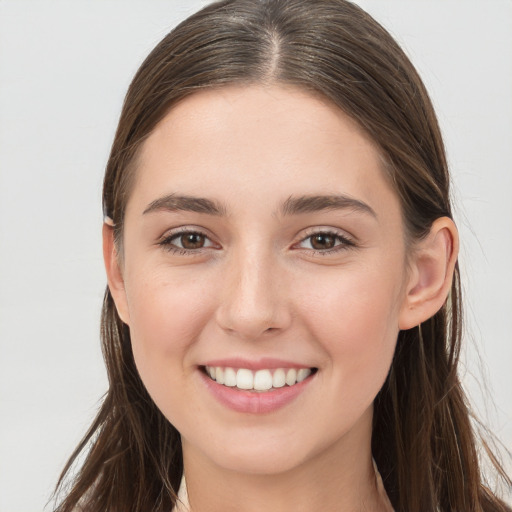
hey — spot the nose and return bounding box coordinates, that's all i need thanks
[215,246,292,340]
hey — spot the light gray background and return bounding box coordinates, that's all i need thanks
[1,1,511,511]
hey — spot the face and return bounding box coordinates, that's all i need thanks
[111,85,413,476]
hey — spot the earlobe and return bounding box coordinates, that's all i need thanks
[398,217,459,330]
[102,223,130,325]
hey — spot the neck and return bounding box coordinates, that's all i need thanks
[180,408,390,512]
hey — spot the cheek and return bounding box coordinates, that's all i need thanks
[128,267,211,347]
[297,262,403,387]
[125,268,216,399]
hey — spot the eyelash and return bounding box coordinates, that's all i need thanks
[157,228,216,256]
[157,228,356,256]
[295,229,356,255]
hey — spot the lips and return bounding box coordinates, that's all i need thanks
[199,360,317,413]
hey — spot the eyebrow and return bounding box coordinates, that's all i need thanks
[142,193,376,218]
[280,194,377,218]
[143,194,227,216]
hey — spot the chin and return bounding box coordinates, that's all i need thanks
[180,422,313,476]
[210,443,309,476]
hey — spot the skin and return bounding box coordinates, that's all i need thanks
[104,85,458,512]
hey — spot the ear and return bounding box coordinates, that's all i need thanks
[398,217,459,330]
[102,223,130,325]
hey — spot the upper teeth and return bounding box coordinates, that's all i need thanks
[205,366,312,391]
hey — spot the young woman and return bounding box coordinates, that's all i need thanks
[54,1,511,511]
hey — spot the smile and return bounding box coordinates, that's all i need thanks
[200,363,317,413]
[204,366,315,391]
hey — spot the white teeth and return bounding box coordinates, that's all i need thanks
[224,367,237,387]
[297,368,312,382]
[236,368,254,390]
[272,368,286,388]
[285,368,297,386]
[254,369,273,391]
[205,365,313,390]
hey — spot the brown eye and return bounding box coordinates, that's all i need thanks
[159,229,217,254]
[180,232,206,249]
[310,233,336,250]
[296,230,355,253]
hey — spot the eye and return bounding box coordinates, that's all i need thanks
[175,232,209,249]
[158,229,217,253]
[296,230,355,253]
[306,233,337,250]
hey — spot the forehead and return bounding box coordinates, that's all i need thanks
[131,84,399,220]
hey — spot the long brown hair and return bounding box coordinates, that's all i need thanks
[54,1,511,510]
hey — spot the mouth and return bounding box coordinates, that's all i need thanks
[201,365,318,392]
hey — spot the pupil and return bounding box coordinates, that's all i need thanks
[181,233,204,249]
[312,234,335,250]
